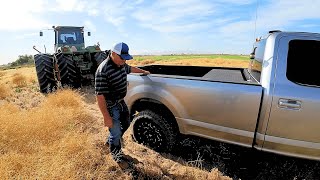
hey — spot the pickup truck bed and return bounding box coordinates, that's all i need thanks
[127,64,263,148]
[138,65,255,84]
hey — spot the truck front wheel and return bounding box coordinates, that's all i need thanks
[132,110,176,152]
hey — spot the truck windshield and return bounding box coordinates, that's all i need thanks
[58,29,84,44]
[248,39,266,83]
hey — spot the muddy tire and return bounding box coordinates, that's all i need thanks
[132,110,177,152]
[56,53,81,88]
[34,53,56,93]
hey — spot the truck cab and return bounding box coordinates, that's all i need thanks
[253,31,320,160]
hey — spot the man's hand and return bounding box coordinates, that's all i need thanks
[131,66,151,74]
[104,116,113,128]
[96,95,113,128]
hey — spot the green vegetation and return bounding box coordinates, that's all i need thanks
[1,55,34,70]
[10,55,34,67]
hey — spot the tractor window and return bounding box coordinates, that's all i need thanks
[58,30,84,44]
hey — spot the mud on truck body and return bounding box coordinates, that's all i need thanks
[33,26,109,93]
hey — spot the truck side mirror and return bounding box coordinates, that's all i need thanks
[250,47,257,59]
[250,53,255,59]
[40,31,43,36]
[88,32,91,36]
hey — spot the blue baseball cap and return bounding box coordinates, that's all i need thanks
[111,42,133,60]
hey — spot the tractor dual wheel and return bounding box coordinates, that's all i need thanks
[56,53,81,89]
[34,53,56,93]
[132,110,177,152]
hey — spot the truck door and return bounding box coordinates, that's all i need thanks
[264,35,320,160]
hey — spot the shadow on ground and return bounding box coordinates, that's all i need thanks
[164,135,320,180]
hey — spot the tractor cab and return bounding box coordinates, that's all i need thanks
[53,26,88,52]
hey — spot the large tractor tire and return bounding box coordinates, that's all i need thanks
[34,53,56,93]
[94,50,109,66]
[132,110,177,152]
[56,53,81,88]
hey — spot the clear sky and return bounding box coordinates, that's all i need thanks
[0,0,320,65]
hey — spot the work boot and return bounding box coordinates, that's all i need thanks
[110,145,129,169]
[117,159,129,169]
[122,154,140,164]
[110,143,129,169]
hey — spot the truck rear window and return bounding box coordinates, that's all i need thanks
[287,40,320,87]
[248,39,266,83]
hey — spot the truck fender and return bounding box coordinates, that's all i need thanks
[126,84,189,133]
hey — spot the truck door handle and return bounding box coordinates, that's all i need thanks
[278,99,301,110]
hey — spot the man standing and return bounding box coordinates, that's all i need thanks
[95,42,150,167]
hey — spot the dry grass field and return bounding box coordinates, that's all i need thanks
[1,57,319,179]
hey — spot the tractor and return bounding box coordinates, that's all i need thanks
[33,26,109,93]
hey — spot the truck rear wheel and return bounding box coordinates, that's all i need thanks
[34,53,56,93]
[132,110,177,152]
[56,53,81,88]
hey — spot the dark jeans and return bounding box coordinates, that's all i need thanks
[106,100,130,160]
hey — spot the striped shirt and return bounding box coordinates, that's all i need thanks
[95,54,131,101]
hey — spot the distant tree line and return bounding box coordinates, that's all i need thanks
[9,55,34,67]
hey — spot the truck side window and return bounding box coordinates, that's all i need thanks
[287,40,320,87]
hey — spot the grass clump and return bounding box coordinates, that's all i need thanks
[11,73,27,88]
[0,71,6,77]
[0,84,10,99]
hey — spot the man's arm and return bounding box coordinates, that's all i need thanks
[130,66,150,74]
[96,95,113,128]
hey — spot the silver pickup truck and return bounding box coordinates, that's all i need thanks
[125,31,320,161]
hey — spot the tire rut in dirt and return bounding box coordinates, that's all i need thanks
[34,53,56,93]
[132,110,177,152]
[56,53,81,88]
